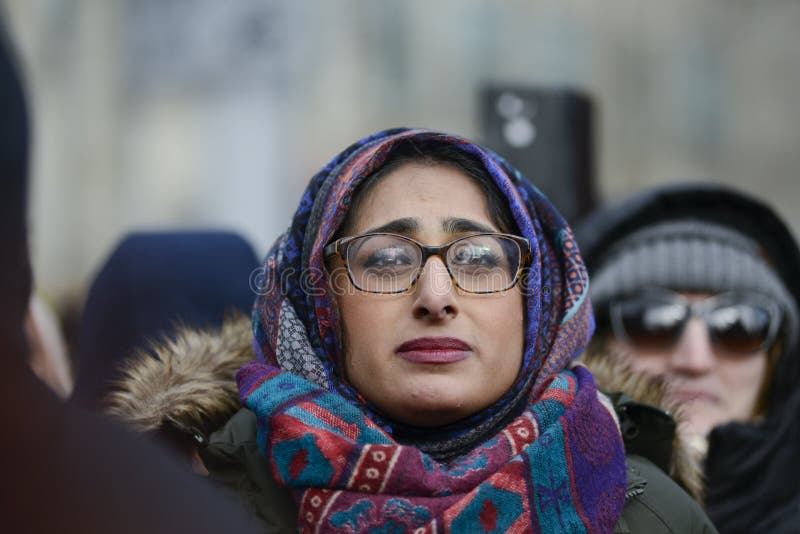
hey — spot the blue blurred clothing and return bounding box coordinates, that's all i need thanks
[72,231,260,407]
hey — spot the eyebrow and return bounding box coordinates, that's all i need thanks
[442,217,497,234]
[363,217,496,236]
[364,217,420,235]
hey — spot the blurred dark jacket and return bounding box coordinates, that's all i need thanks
[576,183,800,533]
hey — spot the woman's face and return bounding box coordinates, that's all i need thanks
[333,162,525,427]
[610,293,768,437]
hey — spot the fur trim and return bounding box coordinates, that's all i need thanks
[105,313,253,438]
[581,343,705,502]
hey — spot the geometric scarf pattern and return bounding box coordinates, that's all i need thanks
[238,363,624,533]
[238,128,626,532]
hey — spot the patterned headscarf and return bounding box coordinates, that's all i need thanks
[238,128,626,532]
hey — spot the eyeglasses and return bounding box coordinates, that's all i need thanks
[323,232,531,294]
[609,288,782,354]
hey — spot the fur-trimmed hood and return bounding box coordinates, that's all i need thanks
[105,313,702,499]
[580,347,704,501]
[105,313,253,441]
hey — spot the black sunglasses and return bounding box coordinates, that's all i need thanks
[609,288,782,354]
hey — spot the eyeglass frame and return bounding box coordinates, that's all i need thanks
[323,231,532,294]
[608,287,783,353]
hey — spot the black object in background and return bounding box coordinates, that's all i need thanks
[480,86,596,223]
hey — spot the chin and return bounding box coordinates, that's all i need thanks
[390,404,469,427]
[383,384,474,427]
[682,414,721,438]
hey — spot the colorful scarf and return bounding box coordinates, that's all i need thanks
[238,129,626,532]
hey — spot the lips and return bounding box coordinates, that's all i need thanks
[670,388,719,404]
[395,337,472,364]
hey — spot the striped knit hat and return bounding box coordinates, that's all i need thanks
[590,219,797,330]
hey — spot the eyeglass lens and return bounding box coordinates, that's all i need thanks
[614,293,775,354]
[345,234,521,293]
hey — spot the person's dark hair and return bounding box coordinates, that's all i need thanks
[339,139,518,236]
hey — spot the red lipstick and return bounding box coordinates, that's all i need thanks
[395,337,472,364]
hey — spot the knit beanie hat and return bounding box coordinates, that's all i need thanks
[590,219,799,353]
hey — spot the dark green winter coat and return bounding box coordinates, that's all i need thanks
[200,407,715,533]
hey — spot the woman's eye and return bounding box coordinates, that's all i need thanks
[363,247,413,268]
[452,245,500,267]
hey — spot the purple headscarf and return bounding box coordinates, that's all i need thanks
[238,129,625,532]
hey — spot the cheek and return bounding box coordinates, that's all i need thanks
[479,291,525,364]
[714,355,768,420]
[719,354,768,390]
[338,294,399,370]
[338,295,371,361]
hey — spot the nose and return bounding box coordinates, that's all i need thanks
[668,317,715,376]
[411,256,459,321]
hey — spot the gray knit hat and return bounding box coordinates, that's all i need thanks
[590,220,799,345]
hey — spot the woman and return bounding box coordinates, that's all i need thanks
[109,129,714,532]
[577,183,800,533]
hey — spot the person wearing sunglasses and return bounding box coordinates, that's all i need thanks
[108,130,715,532]
[578,184,800,533]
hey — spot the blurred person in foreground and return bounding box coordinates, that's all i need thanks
[108,128,716,532]
[0,18,260,534]
[577,183,800,533]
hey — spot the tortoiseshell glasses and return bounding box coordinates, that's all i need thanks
[324,232,531,294]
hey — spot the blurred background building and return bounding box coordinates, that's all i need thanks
[4,0,800,313]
